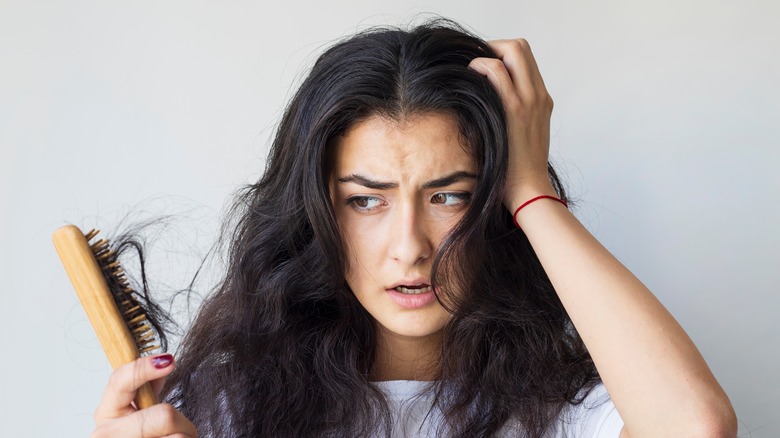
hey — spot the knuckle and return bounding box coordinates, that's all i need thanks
[483,57,503,69]
[89,427,108,438]
[155,403,180,424]
[135,403,181,436]
[108,358,140,388]
[507,40,522,54]
[107,369,124,391]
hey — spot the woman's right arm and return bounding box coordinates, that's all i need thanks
[470,39,736,437]
[91,354,198,438]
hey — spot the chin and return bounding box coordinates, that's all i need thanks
[378,311,451,339]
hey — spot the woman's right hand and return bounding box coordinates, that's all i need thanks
[91,354,198,438]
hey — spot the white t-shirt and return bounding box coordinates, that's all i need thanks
[373,380,624,437]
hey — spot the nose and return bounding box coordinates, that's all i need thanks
[388,200,433,266]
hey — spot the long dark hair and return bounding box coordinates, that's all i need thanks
[162,18,599,437]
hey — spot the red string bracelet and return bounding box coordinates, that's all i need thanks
[512,195,568,229]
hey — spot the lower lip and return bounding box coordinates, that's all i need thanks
[386,288,437,309]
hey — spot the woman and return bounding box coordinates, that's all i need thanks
[90,20,736,437]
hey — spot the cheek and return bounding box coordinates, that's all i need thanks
[337,211,382,258]
[339,224,390,299]
[341,238,359,283]
[338,219,370,283]
[342,231,374,279]
[427,217,460,252]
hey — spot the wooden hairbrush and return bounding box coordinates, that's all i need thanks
[53,224,161,409]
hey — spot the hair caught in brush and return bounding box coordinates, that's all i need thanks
[148,18,601,438]
[102,229,174,353]
[97,212,226,353]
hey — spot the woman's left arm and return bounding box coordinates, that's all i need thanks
[470,39,737,438]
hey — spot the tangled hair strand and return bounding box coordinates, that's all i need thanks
[162,18,600,437]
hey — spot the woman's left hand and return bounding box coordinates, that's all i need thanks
[471,38,737,438]
[468,39,556,209]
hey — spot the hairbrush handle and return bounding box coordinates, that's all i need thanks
[53,224,158,409]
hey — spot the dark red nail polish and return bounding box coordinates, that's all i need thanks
[152,354,173,369]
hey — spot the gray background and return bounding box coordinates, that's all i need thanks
[1,0,777,436]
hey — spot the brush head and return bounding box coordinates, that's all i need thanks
[53,224,163,364]
[54,224,162,408]
[85,228,161,355]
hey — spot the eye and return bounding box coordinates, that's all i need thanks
[346,195,385,212]
[430,192,471,207]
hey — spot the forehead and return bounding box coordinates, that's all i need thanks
[330,113,475,178]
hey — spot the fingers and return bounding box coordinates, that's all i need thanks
[95,354,175,421]
[469,38,551,109]
[92,354,196,437]
[493,39,547,90]
[468,57,521,111]
[469,38,556,206]
[91,403,198,438]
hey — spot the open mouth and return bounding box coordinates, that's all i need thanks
[393,285,432,295]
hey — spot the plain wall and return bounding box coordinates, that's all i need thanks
[1,0,777,436]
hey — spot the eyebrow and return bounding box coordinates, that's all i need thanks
[336,171,477,190]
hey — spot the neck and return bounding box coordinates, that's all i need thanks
[371,327,442,381]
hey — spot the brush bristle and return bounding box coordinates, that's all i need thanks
[86,229,161,355]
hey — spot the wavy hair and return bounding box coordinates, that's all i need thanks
[162,18,599,437]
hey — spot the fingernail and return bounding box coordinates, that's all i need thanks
[152,354,174,369]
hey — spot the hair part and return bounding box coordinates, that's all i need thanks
[162,18,599,437]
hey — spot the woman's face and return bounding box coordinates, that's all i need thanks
[330,112,476,342]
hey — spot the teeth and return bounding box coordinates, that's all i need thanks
[394,285,432,295]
